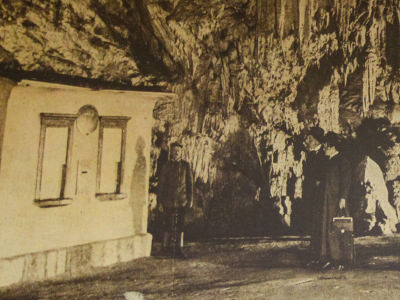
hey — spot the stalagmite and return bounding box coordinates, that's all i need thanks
[354,156,398,234]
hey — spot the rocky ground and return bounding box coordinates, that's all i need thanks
[1,235,400,300]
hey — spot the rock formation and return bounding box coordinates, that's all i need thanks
[353,156,398,235]
[1,0,400,235]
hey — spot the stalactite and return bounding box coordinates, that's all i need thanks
[221,57,231,114]
[317,71,340,132]
[369,17,386,55]
[181,135,216,184]
[274,0,281,38]
[298,0,311,45]
[368,0,378,19]
[333,0,357,44]
[277,0,299,39]
[362,51,378,114]
[268,130,302,198]
[266,128,305,227]
[256,0,263,62]
[278,0,287,38]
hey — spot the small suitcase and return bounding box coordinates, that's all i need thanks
[332,217,353,232]
[329,217,355,265]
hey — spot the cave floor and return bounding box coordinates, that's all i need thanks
[1,235,400,300]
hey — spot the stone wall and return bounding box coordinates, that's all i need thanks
[0,234,151,287]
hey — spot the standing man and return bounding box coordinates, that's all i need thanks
[317,132,352,269]
[302,127,326,260]
[157,142,193,258]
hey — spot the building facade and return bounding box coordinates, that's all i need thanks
[0,79,172,286]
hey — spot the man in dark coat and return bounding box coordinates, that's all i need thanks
[302,128,326,259]
[157,142,193,258]
[317,132,352,269]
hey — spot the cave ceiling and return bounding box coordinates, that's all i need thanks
[0,0,400,128]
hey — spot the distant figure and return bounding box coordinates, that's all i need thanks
[157,142,193,258]
[315,132,353,269]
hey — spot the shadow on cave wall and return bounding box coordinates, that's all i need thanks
[198,128,269,238]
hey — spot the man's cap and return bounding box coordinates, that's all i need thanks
[308,126,325,143]
[324,131,341,147]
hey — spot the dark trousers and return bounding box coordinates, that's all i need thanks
[162,207,186,253]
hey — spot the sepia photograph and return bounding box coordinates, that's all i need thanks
[0,0,400,299]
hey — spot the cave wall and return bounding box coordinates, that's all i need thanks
[1,0,400,236]
[148,0,400,235]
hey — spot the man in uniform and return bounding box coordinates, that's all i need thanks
[157,142,193,258]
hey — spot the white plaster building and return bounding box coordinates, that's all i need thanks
[0,79,173,286]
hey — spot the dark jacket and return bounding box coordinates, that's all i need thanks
[158,159,193,208]
[304,150,326,245]
[318,153,352,260]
